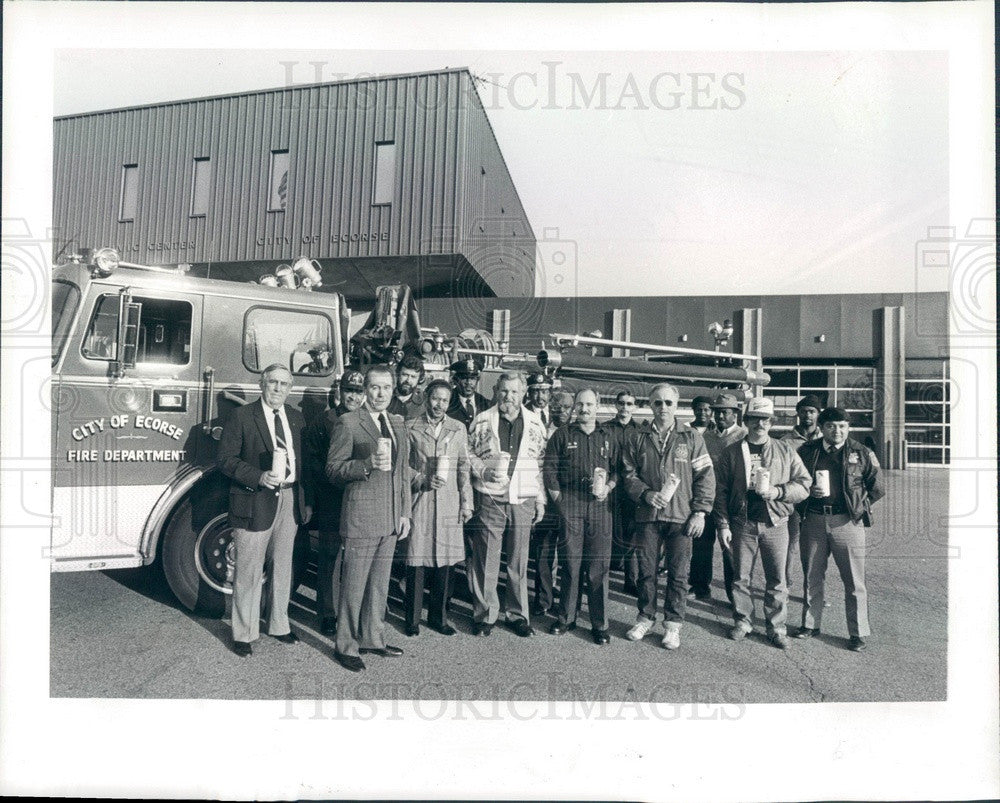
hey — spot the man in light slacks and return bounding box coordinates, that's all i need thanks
[796,406,884,652]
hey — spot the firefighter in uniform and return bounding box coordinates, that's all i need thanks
[604,389,641,596]
[543,389,618,644]
[525,372,560,617]
[780,394,824,592]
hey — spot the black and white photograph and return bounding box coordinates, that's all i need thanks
[1,1,996,800]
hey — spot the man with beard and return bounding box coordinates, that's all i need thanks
[446,358,490,431]
[466,372,548,637]
[387,354,425,421]
[303,369,366,635]
[326,365,411,672]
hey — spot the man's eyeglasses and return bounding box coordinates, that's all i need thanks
[650,399,675,407]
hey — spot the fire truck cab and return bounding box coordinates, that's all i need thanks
[51,249,349,613]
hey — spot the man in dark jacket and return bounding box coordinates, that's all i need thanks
[387,354,425,420]
[621,383,715,650]
[795,407,885,651]
[446,358,490,431]
[303,369,366,634]
[218,364,310,657]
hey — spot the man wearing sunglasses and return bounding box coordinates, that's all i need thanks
[621,383,715,650]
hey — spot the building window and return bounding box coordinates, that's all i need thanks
[372,141,396,206]
[81,293,192,366]
[119,164,138,221]
[905,361,951,465]
[243,306,336,376]
[764,361,876,441]
[191,157,211,217]
[268,150,289,211]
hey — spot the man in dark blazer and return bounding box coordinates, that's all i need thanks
[218,364,310,657]
[326,364,412,672]
[446,358,490,431]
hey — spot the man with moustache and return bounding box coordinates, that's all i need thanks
[303,369,366,635]
[795,407,884,652]
[604,390,641,596]
[219,364,310,657]
[524,371,554,429]
[387,354,426,421]
[698,393,748,604]
[781,395,824,592]
[549,390,576,430]
[524,372,559,617]
[446,358,490,431]
[714,397,811,649]
[466,371,548,637]
[326,365,411,672]
[622,383,715,650]
[544,389,617,645]
[404,379,474,636]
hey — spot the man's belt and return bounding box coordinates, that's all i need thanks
[806,503,847,516]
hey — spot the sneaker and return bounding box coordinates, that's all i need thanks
[661,622,681,650]
[769,632,790,650]
[848,636,867,652]
[729,624,752,641]
[625,618,654,641]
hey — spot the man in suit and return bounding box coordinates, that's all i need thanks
[218,364,310,657]
[387,354,425,420]
[326,364,412,672]
[466,371,548,637]
[446,358,490,431]
[302,369,366,635]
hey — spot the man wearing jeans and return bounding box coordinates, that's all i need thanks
[714,397,811,649]
[795,407,884,651]
[621,383,715,650]
[780,394,824,592]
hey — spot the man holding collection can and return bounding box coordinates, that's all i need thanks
[326,365,412,672]
[621,383,715,650]
[795,407,884,651]
[713,397,811,649]
[543,389,618,645]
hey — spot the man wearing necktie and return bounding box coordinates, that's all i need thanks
[446,358,490,431]
[326,364,412,672]
[218,364,310,657]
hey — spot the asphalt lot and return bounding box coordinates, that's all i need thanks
[50,469,948,704]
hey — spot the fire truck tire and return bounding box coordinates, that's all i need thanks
[161,491,231,617]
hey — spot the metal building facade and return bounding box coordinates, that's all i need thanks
[53,68,536,299]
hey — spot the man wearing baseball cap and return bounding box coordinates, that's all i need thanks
[446,358,489,431]
[795,407,884,651]
[713,397,811,649]
[302,369,367,634]
[693,393,747,603]
[781,395,825,593]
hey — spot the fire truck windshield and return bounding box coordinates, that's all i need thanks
[52,279,80,366]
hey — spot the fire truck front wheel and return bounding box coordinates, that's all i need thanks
[161,493,233,617]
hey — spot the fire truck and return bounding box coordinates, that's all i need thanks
[50,247,768,614]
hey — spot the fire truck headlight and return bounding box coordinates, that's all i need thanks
[92,247,120,277]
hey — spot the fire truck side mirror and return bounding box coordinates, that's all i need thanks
[114,293,142,377]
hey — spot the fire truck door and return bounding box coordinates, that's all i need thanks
[51,285,205,570]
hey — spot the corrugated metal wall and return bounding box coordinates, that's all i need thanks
[53,69,536,291]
